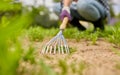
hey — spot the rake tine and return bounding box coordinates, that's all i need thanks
[53,45,56,54]
[45,46,50,54]
[58,38,61,54]
[41,40,52,54]
[41,45,46,54]
[51,39,57,54]
[61,35,66,53]
[41,41,51,54]
[46,35,58,46]
[49,46,53,54]
[46,37,57,54]
[53,38,58,54]
[41,17,69,54]
[50,39,57,54]
[61,35,69,53]
[60,36,64,54]
[41,34,58,54]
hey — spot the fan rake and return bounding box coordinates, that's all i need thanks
[41,17,69,54]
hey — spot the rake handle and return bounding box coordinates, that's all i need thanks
[60,17,69,30]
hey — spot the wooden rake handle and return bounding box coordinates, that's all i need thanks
[60,17,69,30]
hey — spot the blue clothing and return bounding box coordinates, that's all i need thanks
[53,0,108,22]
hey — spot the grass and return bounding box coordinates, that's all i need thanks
[39,60,57,75]
[58,60,68,75]
[22,46,36,64]
[78,62,86,75]
[58,60,86,75]
[111,47,120,56]
[69,47,77,54]
[27,22,120,46]
[27,27,59,41]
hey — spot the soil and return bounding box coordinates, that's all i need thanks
[22,38,120,75]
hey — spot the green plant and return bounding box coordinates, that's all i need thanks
[89,32,99,45]
[64,27,79,39]
[70,62,76,73]
[69,47,77,54]
[39,60,57,75]
[28,27,44,41]
[0,0,33,75]
[108,27,120,46]
[59,60,68,75]
[111,47,120,56]
[28,27,59,41]
[0,13,33,75]
[78,62,86,75]
[22,46,36,64]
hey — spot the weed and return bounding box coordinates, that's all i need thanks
[108,27,120,46]
[0,12,33,75]
[28,27,44,41]
[64,28,78,39]
[70,61,87,75]
[28,27,59,41]
[39,60,57,75]
[22,46,36,64]
[69,47,77,54]
[111,47,120,56]
[89,32,99,45]
[78,62,86,75]
[70,62,76,73]
[58,60,68,75]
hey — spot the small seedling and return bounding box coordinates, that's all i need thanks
[59,60,68,75]
[78,62,86,75]
[69,47,77,54]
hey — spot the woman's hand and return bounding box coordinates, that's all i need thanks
[60,7,72,21]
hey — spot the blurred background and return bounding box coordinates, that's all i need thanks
[5,0,120,28]
[23,0,120,25]
[0,0,120,28]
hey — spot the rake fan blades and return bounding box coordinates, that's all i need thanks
[41,30,69,54]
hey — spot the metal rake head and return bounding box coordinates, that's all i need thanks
[41,30,69,54]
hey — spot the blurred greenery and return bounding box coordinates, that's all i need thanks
[0,0,59,75]
[27,21,120,46]
[0,0,22,11]
[59,60,68,75]
[0,0,33,75]
[22,46,36,64]
[39,60,57,75]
